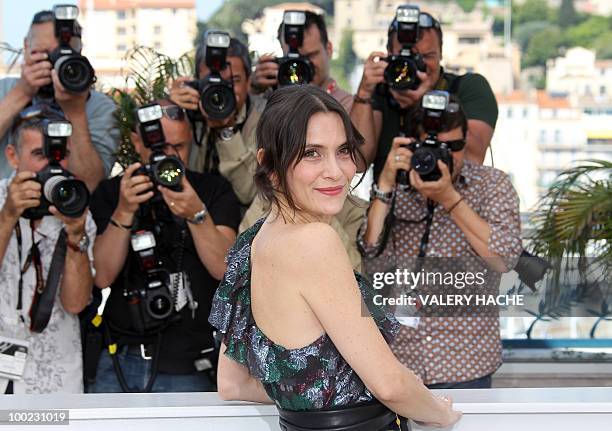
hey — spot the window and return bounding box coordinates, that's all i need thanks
[117,10,126,20]
[539,130,546,143]
[154,42,162,50]
[600,86,606,96]
[554,129,561,144]
[523,108,529,118]
[117,44,126,52]
[117,27,126,35]
[154,25,161,35]
[458,36,481,45]
[507,107,513,119]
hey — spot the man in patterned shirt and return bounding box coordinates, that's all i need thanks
[359,99,522,388]
[0,112,95,394]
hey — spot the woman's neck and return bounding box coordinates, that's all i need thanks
[268,202,333,226]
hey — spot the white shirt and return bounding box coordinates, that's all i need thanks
[0,177,96,394]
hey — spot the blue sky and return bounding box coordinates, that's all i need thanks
[1,0,224,49]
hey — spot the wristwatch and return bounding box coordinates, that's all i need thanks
[219,127,235,141]
[370,183,394,205]
[67,233,90,253]
[187,205,208,225]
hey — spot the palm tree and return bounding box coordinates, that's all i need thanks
[527,159,611,336]
[111,46,194,168]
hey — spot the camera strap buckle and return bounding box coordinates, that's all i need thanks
[140,344,153,361]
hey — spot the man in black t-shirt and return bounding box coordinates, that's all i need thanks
[88,100,240,393]
[351,9,498,179]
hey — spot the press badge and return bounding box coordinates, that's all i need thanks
[0,334,29,380]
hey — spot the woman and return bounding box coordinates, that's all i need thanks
[208,85,461,430]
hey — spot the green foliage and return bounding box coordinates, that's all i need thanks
[558,0,578,28]
[330,27,357,92]
[593,33,612,59]
[514,21,549,51]
[564,16,610,49]
[523,26,563,68]
[457,0,477,13]
[111,47,194,168]
[196,0,334,46]
[512,0,553,27]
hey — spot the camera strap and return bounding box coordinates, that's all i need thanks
[15,221,67,333]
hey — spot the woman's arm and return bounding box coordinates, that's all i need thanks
[291,223,460,427]
[217,342,274,404]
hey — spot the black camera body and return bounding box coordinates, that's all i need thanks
[383,5,426,91]
[277,10,314,86]
[38,5,96,100]
[23,119,90,220]
[187,31,236,121]
[126,230,175,333]
[401,91,454,182]
[135,103,184,192]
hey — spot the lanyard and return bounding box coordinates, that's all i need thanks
[14,221,44,323]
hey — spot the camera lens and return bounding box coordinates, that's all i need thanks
[201,83,236,120]
[384,57,418,90]
[147,293,173,320]
[153,157,184,188]
[45,175,90,217]
[411,147,437,175]
[55,55,95,93]
[278,59,312,86]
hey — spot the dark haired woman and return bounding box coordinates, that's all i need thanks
[208,86,461,430]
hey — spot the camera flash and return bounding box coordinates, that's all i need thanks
[397,6,419,23]
[284,11,306,25]
[47,121,73,137]
[206,31,230,49]
[138,105,163,123]
[54,5,79,20]
[423,91,449,111]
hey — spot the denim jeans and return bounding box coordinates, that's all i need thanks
[426,373,492,389]
[87,346,215,393]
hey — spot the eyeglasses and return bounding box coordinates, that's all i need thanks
[161,105,185,121]
[419,13,441,30]
[389,12,441,33]
[11,104,66,134]
[441,139,466,152]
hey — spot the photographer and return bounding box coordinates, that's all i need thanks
[359,95,522,388]
[352,6,498,175]
[0,7,119,191]
[89,99,240,392]
[0,109,95,394]
[251,10,353,112]
[169,34,265,206]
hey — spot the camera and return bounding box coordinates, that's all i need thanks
[126,230,175,332]
[135,103,184,191]
[187,31,236,120]
[22,118,90,220]
[38,5,96,100]
[383,5,426,91]
[277,11,314,86]
[399,91,454,183]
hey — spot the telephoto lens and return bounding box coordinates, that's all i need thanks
[384,57,419,90]
[54,54,95,93]
[277,59,313,86]
[44,175,90,217]
[153,157,184,189]
[201,82,236,119]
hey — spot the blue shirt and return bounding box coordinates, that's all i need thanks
[0,77,119,178]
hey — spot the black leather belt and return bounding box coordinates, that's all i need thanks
[277,399,408,431]
[125,344,154,360]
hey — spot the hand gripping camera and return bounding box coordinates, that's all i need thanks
[135,103,185,191]
[38,4,96,99]
[127,230,175,332]
[383,5,426,91]
[23,119,90,220]
[277,10,314,86]
[187,31,236,120]
[401,91,454,183]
